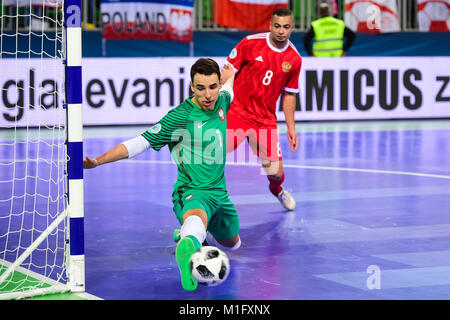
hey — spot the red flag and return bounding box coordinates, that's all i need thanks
[214,0,288,31]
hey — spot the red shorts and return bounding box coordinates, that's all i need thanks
[226,113,282,162]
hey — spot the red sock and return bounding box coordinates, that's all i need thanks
[268,172,285,196]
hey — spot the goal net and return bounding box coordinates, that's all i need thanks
[0,0,84,299]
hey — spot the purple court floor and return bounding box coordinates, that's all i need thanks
[69,120,450,299]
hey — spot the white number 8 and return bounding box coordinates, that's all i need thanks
[262,70,273,86]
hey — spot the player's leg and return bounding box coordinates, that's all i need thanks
[176,209,207,291]
[180,209,208,249]
[206,195,241,251]
[226,113,248,154]
[177,230,241,250]
[255,127,296,211]
[173,192,211,291]
[263,160,296,211]
[206,233,241,251]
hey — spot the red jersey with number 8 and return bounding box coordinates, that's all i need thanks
[226,32,302,127]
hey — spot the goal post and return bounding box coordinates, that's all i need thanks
[0,0,85,299]
[65,0,85,293]
[64,0,85,292]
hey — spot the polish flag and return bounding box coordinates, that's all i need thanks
[214,0,288,31]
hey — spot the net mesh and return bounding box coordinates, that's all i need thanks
[0,0,69,299]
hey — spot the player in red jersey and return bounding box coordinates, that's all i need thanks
[226,8,301,211]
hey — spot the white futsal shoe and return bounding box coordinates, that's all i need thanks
[276,189,296,211]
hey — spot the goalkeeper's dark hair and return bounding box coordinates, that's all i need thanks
[271,8,293,19]
[190,58,221,82]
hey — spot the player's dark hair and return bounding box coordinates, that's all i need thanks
[271,8,293,19]
[190,58,221,82]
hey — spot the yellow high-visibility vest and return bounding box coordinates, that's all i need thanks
[311,16,346,57]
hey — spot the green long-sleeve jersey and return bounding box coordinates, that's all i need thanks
[142,90,231,196]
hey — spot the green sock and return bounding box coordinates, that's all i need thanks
[186,235,202,251]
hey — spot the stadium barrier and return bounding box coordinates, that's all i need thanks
[1,56,449,127]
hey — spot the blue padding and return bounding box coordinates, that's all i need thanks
[67,141,83,180]
[65,0,81,7]
[70,217,85,255]
[66,66,82,104]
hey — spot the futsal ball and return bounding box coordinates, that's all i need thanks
[418,1,450,32]
[190,246,230,286]
[344,0,400,33]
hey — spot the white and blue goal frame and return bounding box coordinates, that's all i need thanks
[0,0,84,299]
[65,0,85,292]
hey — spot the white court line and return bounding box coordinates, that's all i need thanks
[282,164,450,180]
[3,157,449,180]
[123,159,450,180]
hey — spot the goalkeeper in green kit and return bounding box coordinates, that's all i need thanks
[83,58,240,291]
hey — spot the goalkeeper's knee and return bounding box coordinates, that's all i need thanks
[206,232,241,251]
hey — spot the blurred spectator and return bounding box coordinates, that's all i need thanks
[304,2,356,57]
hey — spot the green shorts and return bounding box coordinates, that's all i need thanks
[173,189,239,241]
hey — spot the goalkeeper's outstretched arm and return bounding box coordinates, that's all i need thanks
[83,143,129,169]
[83,135,151,169]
